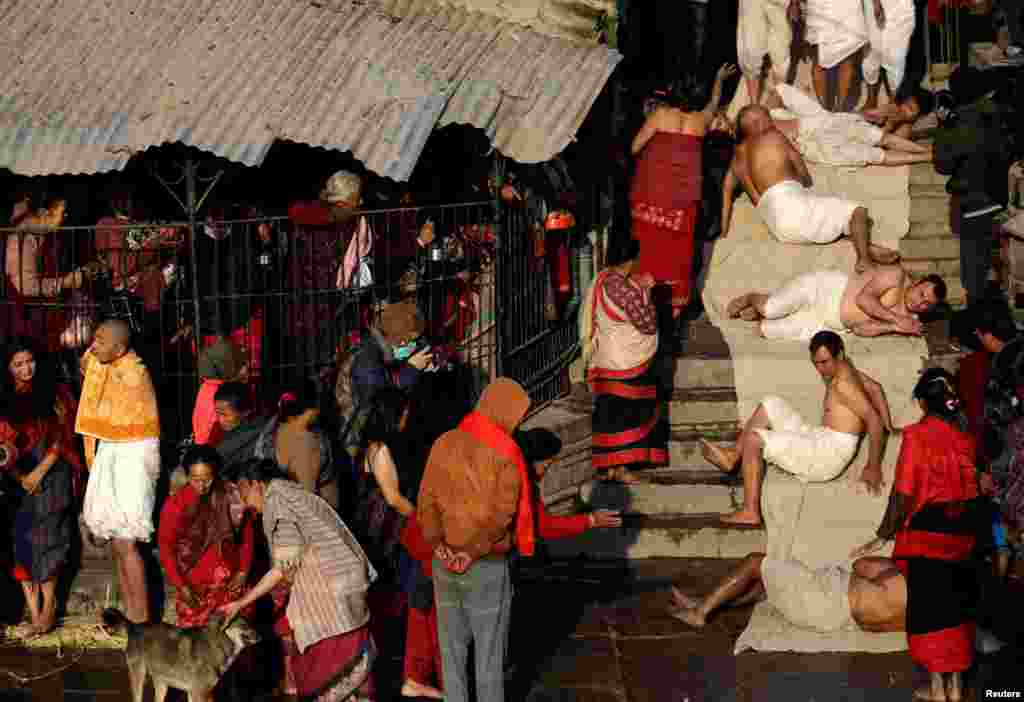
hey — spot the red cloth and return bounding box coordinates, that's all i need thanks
[400,516,434,577]
[632,211,698,309]
[956,350,990,465]
[631,133,703,207]
[535,485,590,540]
[458,411,536,556]
[404,604,442,689]
[290,623,375,699]
[157,484,255,628]
[928,0,971,24]
[892,415,979,532]
[192,379,225,446]
[287,200,334,227]
[3,234,67,351]
[95,217,180,311]
[546,230,573,315]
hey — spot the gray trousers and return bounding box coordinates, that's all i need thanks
[433,556,513,702]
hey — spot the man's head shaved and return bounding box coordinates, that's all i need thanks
[99,319,131,347]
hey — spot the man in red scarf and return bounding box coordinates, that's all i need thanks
[418,378,531,702]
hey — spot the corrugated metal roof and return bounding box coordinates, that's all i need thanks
[0,0,621,180]
[407,0,617,43]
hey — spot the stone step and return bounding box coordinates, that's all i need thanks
[906,219,952,240]
[579,475,744,515]
[900,236,960,261]
[902,257,961,278]
[909,198,952,230]
[669,387,738,427]
[673,354,734,388]
[909,164,949,187]
[544,512,766,559]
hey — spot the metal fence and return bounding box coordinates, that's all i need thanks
[1,201,501,440]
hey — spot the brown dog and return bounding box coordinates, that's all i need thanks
[102,608,260,702]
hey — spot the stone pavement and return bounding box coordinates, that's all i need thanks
[0,558,1021,701]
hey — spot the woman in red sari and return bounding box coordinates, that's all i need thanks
[0,337,82,637]
[630,65,735,319]
[853,368,982,702]
[158,445,254,628]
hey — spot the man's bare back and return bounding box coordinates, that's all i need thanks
[734,130,810,206]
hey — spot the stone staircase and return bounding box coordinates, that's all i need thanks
[530,316,964,562]
[903,162,966,307]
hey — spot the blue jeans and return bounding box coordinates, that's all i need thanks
[433,556,512,702]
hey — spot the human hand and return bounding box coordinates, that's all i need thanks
[895,316,923,336]
[979,472,996,496]
[408,347,432,371]
[873,0,885,28]
[170,324,194,346]
[180,586,200,609]
[217,599,244,627]
[227,572,247,594]
[859,463,886,496]
[850,537,885,559]
[589,510,623,529]
[716,64,738,83]
[19,470,42,495]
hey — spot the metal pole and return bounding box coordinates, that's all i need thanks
[185,158,203,345]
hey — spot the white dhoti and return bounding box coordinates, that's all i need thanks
[771,84,886,166]
[806,0,869,68]
[755,395,859,481]
[757,180,860,245]
[83,438,161,542]
[862,0,915,91]
[762,558,857,632]
[761,270,850,341]
[737,0,793,80]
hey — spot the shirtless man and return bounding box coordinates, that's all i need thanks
[760,84,933,167]
[725,264,946,341]
[722,105,899,273]
[700,331,893,526]
[668,552,906,636]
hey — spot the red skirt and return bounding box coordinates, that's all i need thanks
[632,205,698,310]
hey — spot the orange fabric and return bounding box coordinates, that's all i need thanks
[75,350,160,467]
[458,411,535,556]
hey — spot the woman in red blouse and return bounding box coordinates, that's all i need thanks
[853,367,982,702]
[158,445,254,628]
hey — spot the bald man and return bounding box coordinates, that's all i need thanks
[76,319,161,624]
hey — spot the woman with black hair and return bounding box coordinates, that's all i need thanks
[256,381,339,511]
[853,367,982,702]
[157,444,254,628]
[0,337,82,637]
[219,458,377,702]
[630,63,736,319]
[579,237,667,483]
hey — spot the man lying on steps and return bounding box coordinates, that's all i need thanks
[700,332,894,526]
[722,104,900,273]
[725,265,946,341]
[668,552,906,635]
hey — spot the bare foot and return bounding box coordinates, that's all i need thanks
[739,307,761,322]
[670,606,707,628]
[854,258,875,275]
[613,468,646,484]
[700,439,738,473]
[718,510,762,527]
[912,684,947,702]
[401,679,444,699]
[670,586,703,611]
[727,293,755,318]
[945,672,962,702]
[869,245,900,265]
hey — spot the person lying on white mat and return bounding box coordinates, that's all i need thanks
[760,83,933,167]
[700,332,893,526]
[721,105,900,273]
[668,552,906,635]
[724,264,946,340]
